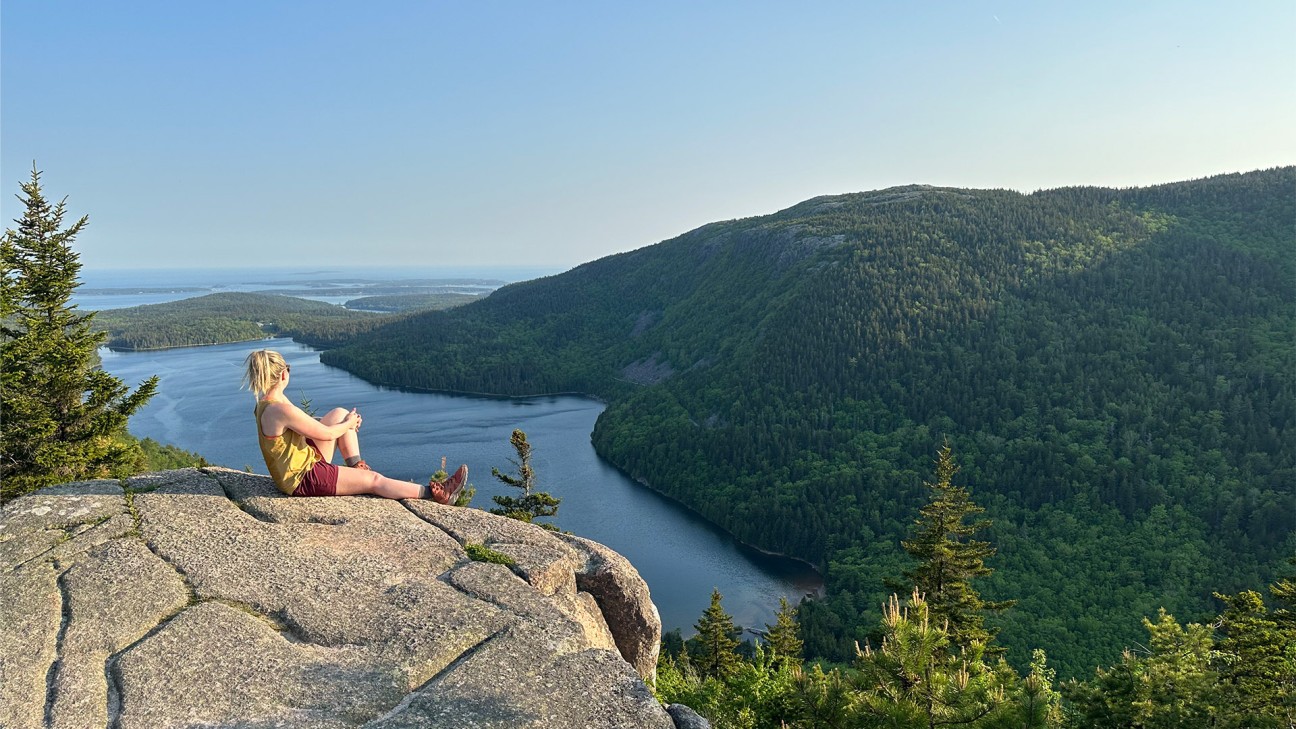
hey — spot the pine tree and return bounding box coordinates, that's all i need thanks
[853,589,1009,728]
[490,429,559,530]
[1,167,157,497]
[1011,650,1063,729]
[898,442,1014,652]
[692,588,741,679]
[790,663,855,728]
[765,596,804,666]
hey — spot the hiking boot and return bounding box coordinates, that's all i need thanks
[428,464,468,505]
[352,459,371,471]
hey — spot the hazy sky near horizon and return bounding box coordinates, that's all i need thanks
[2,2,1292,271]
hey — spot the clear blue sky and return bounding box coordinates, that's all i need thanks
[3,1,1292,270]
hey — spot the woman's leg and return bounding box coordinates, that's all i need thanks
[333,465,422,499]
[316,407,360,464]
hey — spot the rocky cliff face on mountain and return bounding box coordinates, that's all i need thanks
[0,468,702,728]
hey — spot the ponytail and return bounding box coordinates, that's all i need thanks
[242,349,287,399]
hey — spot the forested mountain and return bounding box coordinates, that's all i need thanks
[323,168,1295,677]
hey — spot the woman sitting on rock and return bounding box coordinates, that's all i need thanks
[242,349,466,503]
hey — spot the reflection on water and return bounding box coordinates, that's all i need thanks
[100,339,822,633]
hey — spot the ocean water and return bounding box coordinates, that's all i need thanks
[74,266,565,310]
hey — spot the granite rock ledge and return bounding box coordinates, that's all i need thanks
[0,467,692,728]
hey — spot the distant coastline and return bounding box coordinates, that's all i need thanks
[103,335,282,352]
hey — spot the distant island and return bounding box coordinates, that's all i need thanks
[250,277,506,288]
[87,273,499,350]
[90,292,380,350]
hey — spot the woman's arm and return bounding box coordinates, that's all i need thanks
[262,401,359,442]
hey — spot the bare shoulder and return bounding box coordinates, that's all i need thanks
[259,400,295,433]
[260,400,292,416]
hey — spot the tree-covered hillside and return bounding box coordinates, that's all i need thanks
[91,292,389,350]
[323,168,1295,677]
[343,292,480,313]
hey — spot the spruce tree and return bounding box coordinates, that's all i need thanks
[898,442,1014,652]
[692,588,741,679]
[490,429,559,530]
[765,596,804,666]
[1,167,157,497]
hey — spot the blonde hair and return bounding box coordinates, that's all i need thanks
[242,349,288,399]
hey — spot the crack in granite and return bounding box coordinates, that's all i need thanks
[361,630,503,727]
[42,566,74,728]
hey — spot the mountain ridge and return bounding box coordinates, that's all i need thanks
[323,167,1295,676]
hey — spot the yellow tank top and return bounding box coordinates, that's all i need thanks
[255,400,320,495]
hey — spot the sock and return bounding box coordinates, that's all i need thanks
[417,483,431,499]
[345,455,362,467]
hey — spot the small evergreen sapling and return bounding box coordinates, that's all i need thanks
[1064,564,1296,728]
[490,429,559,530]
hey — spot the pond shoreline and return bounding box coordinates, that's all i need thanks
[99,337,822,634]
[620,470,825,586]
[100,334,826,594]
[322,357,825,588]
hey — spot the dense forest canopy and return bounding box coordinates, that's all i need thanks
[343,292,481,312]
[323,168,1295,677]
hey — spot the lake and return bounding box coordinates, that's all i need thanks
[99,338,823,636]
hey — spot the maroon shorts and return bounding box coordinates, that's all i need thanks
[292,440,338,497]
